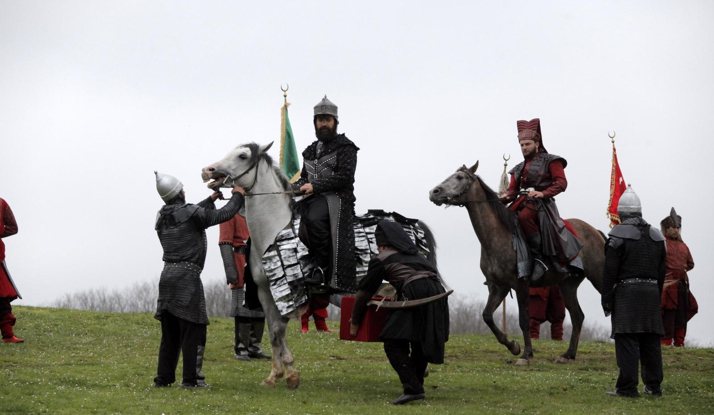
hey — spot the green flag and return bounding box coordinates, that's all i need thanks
[280,103,301,182]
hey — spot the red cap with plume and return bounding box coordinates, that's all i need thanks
[517,118,547,153]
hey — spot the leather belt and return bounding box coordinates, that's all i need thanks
[164,261,202,274]
[620,278,657,284]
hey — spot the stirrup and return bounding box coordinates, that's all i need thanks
[531,258,548,281]
[305,266,325,285]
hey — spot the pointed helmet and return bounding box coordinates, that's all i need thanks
[660,207,682,230]
[155,171,183,202]
[617,184,642,218]
[314,95,338,120]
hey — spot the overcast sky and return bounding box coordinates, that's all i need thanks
[2,1,713,346]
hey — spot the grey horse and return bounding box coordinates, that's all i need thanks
[430,162,604,365]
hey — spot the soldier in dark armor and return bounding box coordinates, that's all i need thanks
[502,118,583,280]
[602,185,666,397]
[292,96,359,292]
[153,171,244,389]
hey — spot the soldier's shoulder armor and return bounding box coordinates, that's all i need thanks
[173,204,200,224]
[649,227,665,242]
[606,236,625,251]
[543,153,568,169]
[508,160,525,175]
[608,224,642,240]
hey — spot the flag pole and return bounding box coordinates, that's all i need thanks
[279,84,290,169]
[499,153,510,334]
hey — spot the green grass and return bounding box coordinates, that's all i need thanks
[1,306,713,414]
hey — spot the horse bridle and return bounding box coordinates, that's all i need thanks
[224,158,260,192]
[448,167,502,206]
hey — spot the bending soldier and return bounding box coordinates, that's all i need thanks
[350,221,449,405]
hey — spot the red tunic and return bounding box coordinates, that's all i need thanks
[219,214,250,287]
[0,198,19,299]
[505,157,567,211]
[661,237,697,319]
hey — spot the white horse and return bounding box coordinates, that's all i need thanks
[202,142,303,388]
[202,141,441,388]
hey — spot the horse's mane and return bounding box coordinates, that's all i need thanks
[475,175,521,236]
[241,142,292,191]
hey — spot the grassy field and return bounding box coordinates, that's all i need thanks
[1,306,712,415]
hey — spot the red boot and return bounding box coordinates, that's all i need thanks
[661,338,673,346]
[3,335,23,343]
[674,328,686,347]
[313,308,332,332]
[300,312,309,333]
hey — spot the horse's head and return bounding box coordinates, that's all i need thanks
[201,142,274,189]
[429,161,479,206]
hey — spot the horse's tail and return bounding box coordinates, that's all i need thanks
[597,229,607,243]
[417,220,438,268]
[417,220,449,287]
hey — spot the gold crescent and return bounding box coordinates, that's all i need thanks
[280,84,289,92]
[608,131,616,139]
[503,153,511,162]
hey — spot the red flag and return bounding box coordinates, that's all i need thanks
[607,143,627,227]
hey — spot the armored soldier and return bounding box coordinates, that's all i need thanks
[502,118,583,280]
[0,197,22,343]
[292,96,359,291]
[659,208,697,347]
[602,185,665,397]
[153,172,244,389]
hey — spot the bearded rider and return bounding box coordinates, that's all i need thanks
[501,118,583,280]
[292,96,359,292]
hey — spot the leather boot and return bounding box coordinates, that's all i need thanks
[526,233,548,281]
[248,320,271,359]
[196,346,207,386]
[235,322,251,361]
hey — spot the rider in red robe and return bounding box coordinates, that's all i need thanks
[659,210,697,347]
[0,197,23,343]
[502,118,583,280]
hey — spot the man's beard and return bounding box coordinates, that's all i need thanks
[315,125,337,141]
[522,147,537,159]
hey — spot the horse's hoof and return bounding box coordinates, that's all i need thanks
[515,358,530,366]
[509,341,521,356]
[260,379,277,387]
[555,356,574,364]
[286,371,301,389]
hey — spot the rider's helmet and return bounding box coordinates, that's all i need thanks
[155,171,183,202]
[617,184,642,219]
[314,95,338,122]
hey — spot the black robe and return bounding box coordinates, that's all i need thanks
[352,222,449,364]
[293,134,359,291]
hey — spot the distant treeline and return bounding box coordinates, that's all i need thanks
[51,280,611,341]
